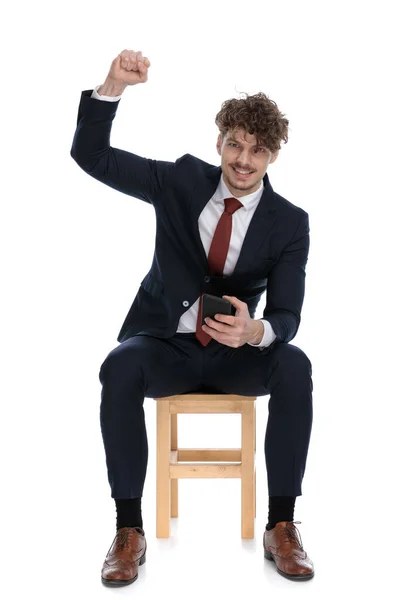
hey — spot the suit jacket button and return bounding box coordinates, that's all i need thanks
[182,300,189,307]
[204,276,210,282]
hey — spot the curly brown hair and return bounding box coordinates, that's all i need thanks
[215,92,289,154]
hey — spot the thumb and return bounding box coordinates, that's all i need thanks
[223,295,240,306]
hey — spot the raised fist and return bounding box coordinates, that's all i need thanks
[107,49,151,87]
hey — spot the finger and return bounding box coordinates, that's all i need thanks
[203,319,215,330]
[121,53,133,69]
[202,324,214,336]
[137,52,149,73]
[120,49,132,66]
[224,295,241,307]
[205,317,227,333]
[214,314,234,325]
[128,50,138,70]
[132,51,142,70]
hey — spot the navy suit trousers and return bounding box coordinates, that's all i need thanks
[98,332,313,499]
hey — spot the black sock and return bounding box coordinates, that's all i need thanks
[265,495,296,530]
[115,498,143,531]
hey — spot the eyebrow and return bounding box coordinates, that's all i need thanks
[226,137,266,148]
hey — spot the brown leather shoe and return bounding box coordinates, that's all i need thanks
[263,521,314,581]
[101,526,147,586]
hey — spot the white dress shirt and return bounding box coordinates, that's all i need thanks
[90,85,277,349]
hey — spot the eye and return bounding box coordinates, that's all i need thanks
[228,142,266,152]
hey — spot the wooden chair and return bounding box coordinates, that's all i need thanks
[154,393,256,538]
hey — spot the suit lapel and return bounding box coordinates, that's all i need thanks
[189,163,276,276]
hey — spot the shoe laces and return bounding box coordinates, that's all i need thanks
[115,528,138,552]
[279,521,304,550]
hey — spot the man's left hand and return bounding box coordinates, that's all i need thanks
[201,295,263,348]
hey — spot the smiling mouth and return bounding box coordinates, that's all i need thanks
[232,166,254,178]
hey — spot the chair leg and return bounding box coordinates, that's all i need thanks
[241,401,255,538]
[171,413,178,518]
[156,400,171,538]
[254,469,256,520]
[254,402,256,519]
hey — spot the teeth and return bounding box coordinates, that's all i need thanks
[234,168,252,174]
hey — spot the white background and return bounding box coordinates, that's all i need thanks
[2,0,399,597]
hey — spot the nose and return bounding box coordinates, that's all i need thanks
[236,150,253,169]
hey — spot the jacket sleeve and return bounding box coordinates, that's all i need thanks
[70,89,177,205]
[263,211,310,343]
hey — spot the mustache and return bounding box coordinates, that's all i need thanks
[232,166,254,171]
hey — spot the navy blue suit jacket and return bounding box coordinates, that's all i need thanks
[71,90,310,345]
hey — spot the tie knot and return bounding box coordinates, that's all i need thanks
[224,196,243,215]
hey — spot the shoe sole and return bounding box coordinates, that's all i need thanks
[101,551,146,586]
[264,548,314,581]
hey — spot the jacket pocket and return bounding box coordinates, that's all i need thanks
[140,272,164,298]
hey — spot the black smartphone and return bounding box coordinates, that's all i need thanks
[201,293,235,326]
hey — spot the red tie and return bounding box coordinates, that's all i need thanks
[196,197,244,346]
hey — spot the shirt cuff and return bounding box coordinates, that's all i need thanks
[247,319,277,349]
[91,84,122,102]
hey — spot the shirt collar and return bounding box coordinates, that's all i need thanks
[215,172,264,211]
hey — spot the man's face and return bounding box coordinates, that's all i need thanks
[216,128,279,197]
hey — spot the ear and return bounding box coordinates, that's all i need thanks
[216,133,222,156]
[270,149,280,164]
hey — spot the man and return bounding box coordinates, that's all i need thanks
[70,48,314,585]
